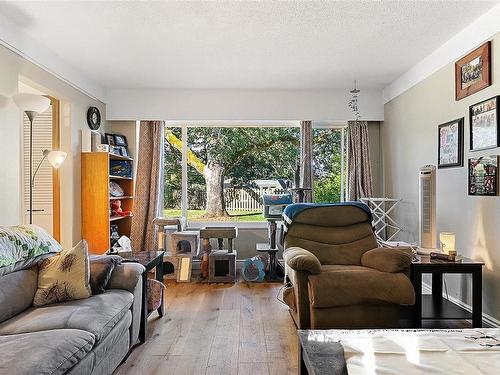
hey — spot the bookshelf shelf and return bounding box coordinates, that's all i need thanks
[110,175,133,180]
[110,215,133,222]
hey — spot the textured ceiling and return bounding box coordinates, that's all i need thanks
[1,1,498,90]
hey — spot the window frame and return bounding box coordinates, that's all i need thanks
[164,121,347,228]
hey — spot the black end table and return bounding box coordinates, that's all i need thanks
[120,250,164,343]
[411,255,484,328]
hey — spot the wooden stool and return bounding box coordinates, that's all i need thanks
[169,231,199,256]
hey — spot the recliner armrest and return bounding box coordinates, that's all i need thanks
[284,247,321,274]
[361,247,412,273]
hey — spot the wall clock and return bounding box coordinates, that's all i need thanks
[87,107,101,130]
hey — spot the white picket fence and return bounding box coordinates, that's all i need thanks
[224,187,286,212]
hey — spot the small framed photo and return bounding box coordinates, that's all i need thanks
[438,118,463,168]
[120,146,130,158]
[105,133,115,146]
[455,41,491,100]
[109,145,122,156]
[468,156,498,196]
[114,134,128,147]
[469,96,499,151]
[177,255,192,283]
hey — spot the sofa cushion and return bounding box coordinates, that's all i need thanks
[89,255,123,295]
[92,309,131,367]
[284,223,378,265]
[0,329,95,375]
[0,289,133,342]
[0,267,37,323]
[34,240,91,307]
[307,265,415,308]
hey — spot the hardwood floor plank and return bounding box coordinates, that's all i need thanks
[238,362,270,375]
[115,281,296,375]
[239,287,268,363]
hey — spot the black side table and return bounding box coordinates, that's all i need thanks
[120,250,164,343]
[411,255,484,328]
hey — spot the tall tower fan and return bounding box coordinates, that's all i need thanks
[419,165,436,250]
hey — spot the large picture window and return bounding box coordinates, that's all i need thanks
[164,123,346,224]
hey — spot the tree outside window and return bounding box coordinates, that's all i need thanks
[164,125,345,222]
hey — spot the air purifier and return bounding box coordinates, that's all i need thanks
[419,165,437,250]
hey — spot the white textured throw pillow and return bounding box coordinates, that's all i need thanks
[0,224,62,276]
[33,240,91,307]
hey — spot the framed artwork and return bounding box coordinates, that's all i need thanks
[470,96,499,151]
[109,145,122,156]
[438,118,464,168]
[114,134,128,147]
[455,41,491,100]
[177,255,192,282]
[105,133,115,146]
[468,156,498,196]
[120,146,130,158]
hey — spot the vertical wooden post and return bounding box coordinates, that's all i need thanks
[201,238,211,278]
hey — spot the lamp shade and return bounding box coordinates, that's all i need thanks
[12,93,51,114]
[46,151,67,169]
[439,232,456,255]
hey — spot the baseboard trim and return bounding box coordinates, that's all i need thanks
[422,282,500,328]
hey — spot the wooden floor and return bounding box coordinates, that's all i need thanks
[115,281,298,375]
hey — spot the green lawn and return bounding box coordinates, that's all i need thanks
[164,209,265,222]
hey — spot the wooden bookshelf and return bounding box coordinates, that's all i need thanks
[82,152,134,254]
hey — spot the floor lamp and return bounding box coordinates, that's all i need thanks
[13,94,66,224]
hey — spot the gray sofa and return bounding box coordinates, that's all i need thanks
[0,262,145,375]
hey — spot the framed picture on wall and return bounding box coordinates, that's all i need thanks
[469,96,499,151]
[438,118,464,168]
[455,41,491,100]
[468,156,498,196]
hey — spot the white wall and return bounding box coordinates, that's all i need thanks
[0,44,107,249]
[383,3,500,103]
[106,88,383,122]
[382,34,500,324]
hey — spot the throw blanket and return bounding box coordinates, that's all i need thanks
[0,225,62,276]
[282,202,372,235]
[301,329,500,375]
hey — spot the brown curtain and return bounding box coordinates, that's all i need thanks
[130,121,164,252]
[347,121,373,201]
[300,120,313,202]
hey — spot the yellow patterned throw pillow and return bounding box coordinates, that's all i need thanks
[33,240,91,307]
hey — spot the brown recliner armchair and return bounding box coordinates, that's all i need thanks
[282,203,415,329]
